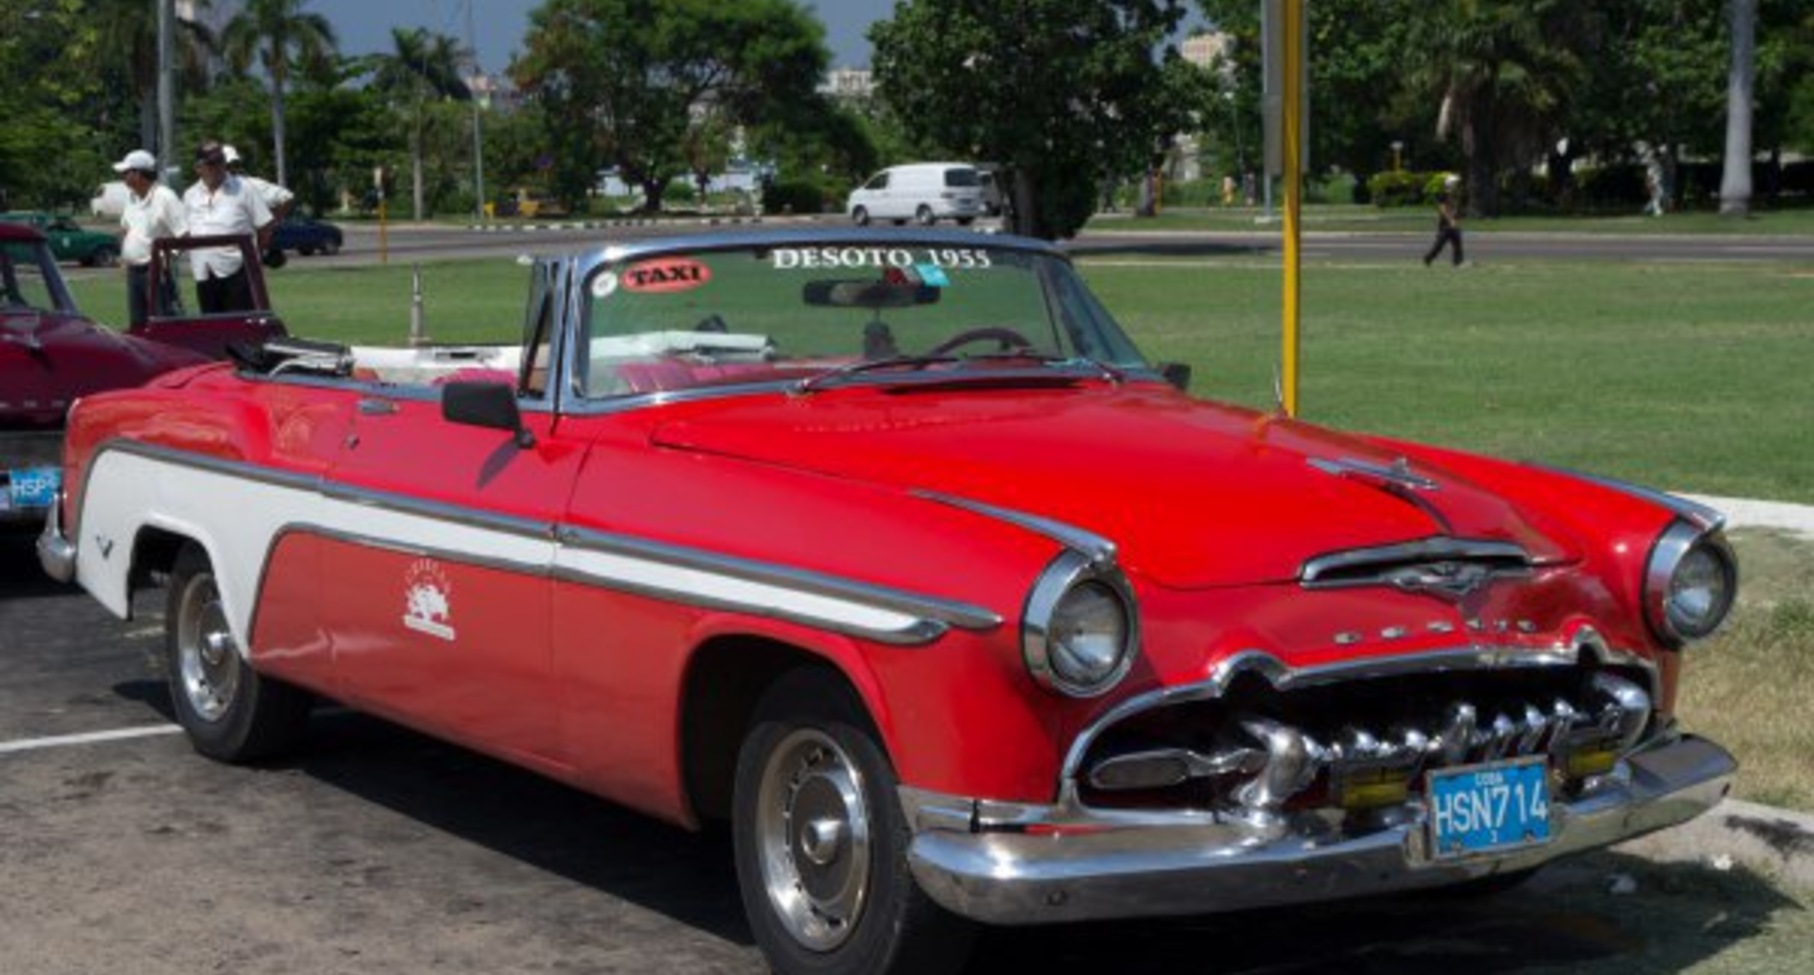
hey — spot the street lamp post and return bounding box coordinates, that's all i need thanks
[1390,139,1404,172]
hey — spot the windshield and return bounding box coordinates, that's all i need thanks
[0,239,76,315]
[578,239,1149,397]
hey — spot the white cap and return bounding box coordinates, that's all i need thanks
[112,149,158,173]
[223,145,243,166]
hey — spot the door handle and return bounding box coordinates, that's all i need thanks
[357,398,398,416]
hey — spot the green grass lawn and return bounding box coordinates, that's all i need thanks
[66,248,1814,503]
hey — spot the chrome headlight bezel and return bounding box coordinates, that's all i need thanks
[1643,521,1738,647]
[1023,549,1139,698]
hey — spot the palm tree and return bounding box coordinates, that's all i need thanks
[220,0,337,188]
[1719,0,1756,217]
[367,27,472,220]
[1408,0,1595,217]
[93,0,217,156]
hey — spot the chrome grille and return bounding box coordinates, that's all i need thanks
[1080,665,1651,814]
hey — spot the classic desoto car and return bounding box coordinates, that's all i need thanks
[40,229,1738,975]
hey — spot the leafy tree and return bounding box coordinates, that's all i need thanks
[1400,0,1601,217]
[92,0,218,155]
[363,28,473,220]
[0,0,108,209]
[512,0,829,213]
[871,0,1197,239]
[220,0,338,187]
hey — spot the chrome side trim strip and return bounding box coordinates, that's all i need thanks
[555,524,1003,636]
[1531,463,1727,532]
[913,491,1117,564]
[94,439,995,650]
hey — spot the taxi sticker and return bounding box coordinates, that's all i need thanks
[622,258,712,293]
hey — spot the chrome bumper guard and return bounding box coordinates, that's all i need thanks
[36,489,77,583]
[901,734,1735,925]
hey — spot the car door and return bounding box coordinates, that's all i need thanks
[321,375,582,770]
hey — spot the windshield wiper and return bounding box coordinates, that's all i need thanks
[959,350,1128,385]
[793,354,960,394]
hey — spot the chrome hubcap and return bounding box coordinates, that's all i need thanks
[756,729,871,951]
[176,571,239,722]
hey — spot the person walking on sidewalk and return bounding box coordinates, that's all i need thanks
[1423,174,1465,267]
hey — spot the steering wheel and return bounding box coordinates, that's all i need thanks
[927,326,1035,357]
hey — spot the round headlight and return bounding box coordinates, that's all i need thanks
[1024,551,1138,697]
[1645,523,1737,645]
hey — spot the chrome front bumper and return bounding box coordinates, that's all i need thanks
[901,734,1735,925]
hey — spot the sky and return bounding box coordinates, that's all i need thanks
[300,0,900,74]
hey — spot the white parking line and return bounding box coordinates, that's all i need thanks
[0,723,183,755]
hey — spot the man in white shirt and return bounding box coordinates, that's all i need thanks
[182,141,274,313]
[112,149,188,326]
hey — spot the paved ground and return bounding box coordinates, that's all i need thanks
[2,522,1809,973]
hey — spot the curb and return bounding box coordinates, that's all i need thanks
[1617,798,1814,890]
[1679,493,1814,540]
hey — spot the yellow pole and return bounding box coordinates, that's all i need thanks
[1280,0,1303,417]
[378,199,389,266]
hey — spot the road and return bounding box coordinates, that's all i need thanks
[186,217,1814,269]
[1,527,1803,974]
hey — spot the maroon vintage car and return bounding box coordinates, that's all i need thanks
[1,224,282,525]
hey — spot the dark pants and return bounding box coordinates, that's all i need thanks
[1424,224,1464,266]
[125,264,179,326]
[196,266,253,314]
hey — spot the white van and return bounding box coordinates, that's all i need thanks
[846,163,985,226]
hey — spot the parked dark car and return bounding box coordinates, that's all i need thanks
[269,215,343,257]
[0,211,119,266]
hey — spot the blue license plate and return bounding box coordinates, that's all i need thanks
[1426,758,1552,859]
[7,466,60,510]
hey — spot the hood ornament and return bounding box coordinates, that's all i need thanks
[1308,456,1439,492]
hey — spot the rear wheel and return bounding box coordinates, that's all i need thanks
[322,239,341,256]
[166,543,311,762]
[914,205,935,227]
[87,245,118,268]
[733,669,975,975]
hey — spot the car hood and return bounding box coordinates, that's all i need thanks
[647,384,1577,588]
[1,309,206,428]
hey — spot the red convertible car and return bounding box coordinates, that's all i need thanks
[40,229,1737,975]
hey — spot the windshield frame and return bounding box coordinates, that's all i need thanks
[559,228,1159,413]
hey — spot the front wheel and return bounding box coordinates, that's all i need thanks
[914,205,936,227]
[166,543,311,762]
[734,670,975,975]
[851,206,870,227]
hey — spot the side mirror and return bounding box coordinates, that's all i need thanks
[1158,362,1192,392]
[442,381,534,448]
